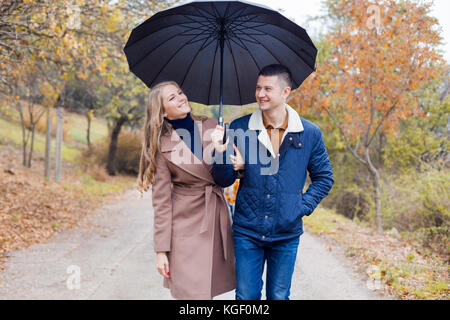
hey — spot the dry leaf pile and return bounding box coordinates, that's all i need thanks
[304,210,449,300]
[0,145,131,271]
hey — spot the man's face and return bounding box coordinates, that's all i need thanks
[255,75,290,112]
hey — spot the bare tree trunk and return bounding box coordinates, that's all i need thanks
[54,106,63,182]
[378,132,384,166]
[325,104,384,233]
[364,147,383,233]
[45,82,65,178]
[86,112,91,148]
[44,107,52,179]
[27,124,35,168]
[15,99,28,167]
[25,100,33,167]
[106,115,127,176]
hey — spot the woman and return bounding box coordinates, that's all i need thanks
[137,81,236,300]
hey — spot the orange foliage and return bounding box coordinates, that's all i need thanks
[291,0,445,146]
[225,180,240,204]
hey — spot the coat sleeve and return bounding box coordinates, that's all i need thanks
[151,150,173,252]
[212,120,238,188]
[302,127,334,216]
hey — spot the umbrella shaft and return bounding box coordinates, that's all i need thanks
[218,22,225,126]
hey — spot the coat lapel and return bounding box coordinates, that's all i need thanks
[160,120,214,184]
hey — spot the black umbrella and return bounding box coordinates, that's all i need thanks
[124,0,317,126]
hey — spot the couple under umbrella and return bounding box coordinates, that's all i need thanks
[127,0,333,300]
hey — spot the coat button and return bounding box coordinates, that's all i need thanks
[289,137,293,141]
[267,194,270,199]
[262,235,266,239]
[298,142,302,147]
[265,215,268,219]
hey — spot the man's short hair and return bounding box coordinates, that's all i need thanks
[258,64,293,88]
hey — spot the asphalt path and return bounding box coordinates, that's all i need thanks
[0,188,384,300]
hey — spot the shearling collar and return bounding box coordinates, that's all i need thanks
[248,103,304,133]
[247,104,304,158]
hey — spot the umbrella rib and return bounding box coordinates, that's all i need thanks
[232,25,316,71]
[228,37,261,73]
[147,32,208,86]
[225,38,243,105]
[181,14,217,30]
[230,8,275,22]
[207,41,220,106]
[178,21,214,31]
[180,35,213,44]
[175,13,216,22]
[230,23,267,33]
[129,32,183,69]
[228,36,258,49]
[251,31,316,71]
[229,13,260,29]
[192,4,218,20]
[227,13,316,66]
[222,1,231,20]
[241,33,284,67]
[211,3,222,19]
[128,19,217,70]
[225,5,249,20]
[199,37,220,51]
[180,36,213,88]
[180,34,218,48]
[129,31,200,69]
[127,21,213,60]
[177,22,216,36]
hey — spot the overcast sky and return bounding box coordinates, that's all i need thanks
[250,0,450,63]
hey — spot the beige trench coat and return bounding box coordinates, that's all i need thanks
[151,117,236,300]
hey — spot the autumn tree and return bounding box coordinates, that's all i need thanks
[291,0,445,232]
[2,0,114,178]
[93,0,175,176]
[2,0,175,177]
[383,68,449,170]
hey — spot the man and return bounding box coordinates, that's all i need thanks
[211,64,334,300]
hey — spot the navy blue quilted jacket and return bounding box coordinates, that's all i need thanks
[212,105,334,242]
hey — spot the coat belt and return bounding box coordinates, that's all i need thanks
[172,184,230,260]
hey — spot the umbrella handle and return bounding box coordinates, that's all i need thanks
[223,122,229,144]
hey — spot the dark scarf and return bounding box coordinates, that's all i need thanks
[167,113,202,161]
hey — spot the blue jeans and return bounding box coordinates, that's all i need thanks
[233,231,300,300]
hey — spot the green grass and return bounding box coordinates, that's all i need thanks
[62,172,136,202]
[303,207,349,237]
[65,112,109,144]
[0,111,108,164]
[0,117,79,162]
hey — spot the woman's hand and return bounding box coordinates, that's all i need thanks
[156,252,170,278]
[211,125,228,153]
[230,144,245,171]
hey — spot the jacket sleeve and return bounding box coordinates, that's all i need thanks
[302,127,334,216]
[151,150,173,252]
[212,121,238,188]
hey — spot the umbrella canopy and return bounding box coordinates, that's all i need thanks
[124,0,317,109]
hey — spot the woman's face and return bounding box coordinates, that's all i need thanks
[161,84,191,120]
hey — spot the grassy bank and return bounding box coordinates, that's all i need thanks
[303,208,449,300]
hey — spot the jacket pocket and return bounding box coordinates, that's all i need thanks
[297,192,308,218]
[275,193,302,233]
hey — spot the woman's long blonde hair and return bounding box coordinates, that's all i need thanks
[137,81,206,197]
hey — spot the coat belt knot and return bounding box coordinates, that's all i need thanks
[172,184,230,260]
